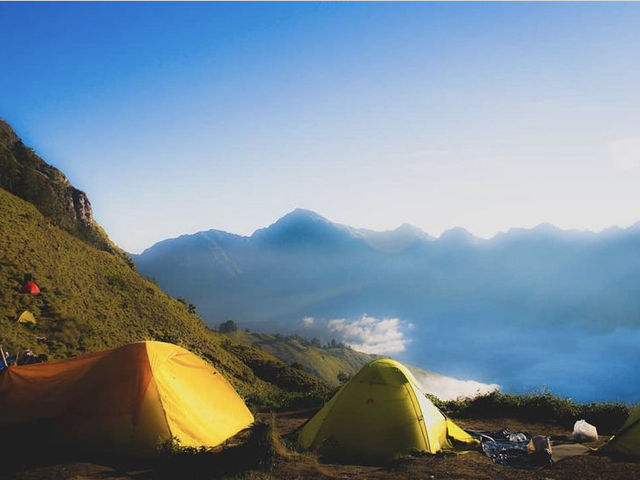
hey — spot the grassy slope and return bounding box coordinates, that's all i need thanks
[227,330,375,386]
[0,187,328,405]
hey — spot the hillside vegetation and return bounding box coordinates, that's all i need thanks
[0,187,328,407]
[431,390,630,435]
[226,330,375,386]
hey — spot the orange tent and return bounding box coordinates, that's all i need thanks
[0,341,254,457]
[19,280,40,294]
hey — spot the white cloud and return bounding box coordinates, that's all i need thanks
[328,314,408,354]
[408,366,499,401]
[301,316,315,327]
[610,137,640,170]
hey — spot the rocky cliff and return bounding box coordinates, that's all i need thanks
[0,119,127,261]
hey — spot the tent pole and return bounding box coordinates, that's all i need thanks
[0,345,8,368]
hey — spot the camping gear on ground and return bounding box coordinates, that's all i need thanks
[573,419,598,442]
[528,435,552,459]
[0,345,8,369]
[0,341,254,457]
[18,349,39,365]
[0,354,17,371]
[16,310,36,325]
[551,442,592,462]
[476,429,552,467]
[297,358,478,463]
[600,401,640,458]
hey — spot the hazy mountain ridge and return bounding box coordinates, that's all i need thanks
[136,208,640,330]
[135,209,640,401]
[225,330,376,387]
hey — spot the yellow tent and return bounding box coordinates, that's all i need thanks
[297,358,478,463]
[17,310,36,325]
[602,402,640,457]
[0,341,254,457]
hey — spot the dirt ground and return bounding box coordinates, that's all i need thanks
[4,411,640,480]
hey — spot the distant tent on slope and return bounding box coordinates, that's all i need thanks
[297,358,478,463]
[20,280,40,294]
[0,341,254,457]
[601,402,640,458]
[16,310,36,325]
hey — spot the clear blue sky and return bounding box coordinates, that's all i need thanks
[2,2,640,253]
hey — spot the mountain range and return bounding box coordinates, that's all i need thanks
[134,208,640,402]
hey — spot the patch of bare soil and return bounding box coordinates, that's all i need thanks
[3,412,639,480]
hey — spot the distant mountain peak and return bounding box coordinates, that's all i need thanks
[531,222,562,234]
[438,226,477,243]
[395,223,431,237]
[251,208,357,249]
[277,208,330,224]
[356,223,432,252]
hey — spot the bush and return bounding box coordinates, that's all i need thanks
[290,361,305,371]
[433,391,630,435]
[245,389,330,411]
[156,420,282,478]
[220,319,238,333]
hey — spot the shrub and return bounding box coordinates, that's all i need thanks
[220,319,238,333]
[433,391,630,434]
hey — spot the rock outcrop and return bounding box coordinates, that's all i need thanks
[0,118,128,262]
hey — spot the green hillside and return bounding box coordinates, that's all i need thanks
[0,186,328,406]
[227,330,376,386]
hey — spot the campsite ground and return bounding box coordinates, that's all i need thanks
[4,411,640,480]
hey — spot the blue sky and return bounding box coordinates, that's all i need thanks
[2,2,640,253]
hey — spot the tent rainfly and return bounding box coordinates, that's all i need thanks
[0,341,254,457]
[602,402,640,458]
[297,358,478,463]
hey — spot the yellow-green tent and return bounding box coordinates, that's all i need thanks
[602,402,640,457]
[297,358,478,463]
[0,341,254,457]
[17,310,36,325]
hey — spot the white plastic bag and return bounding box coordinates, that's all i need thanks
[573,419,598,442]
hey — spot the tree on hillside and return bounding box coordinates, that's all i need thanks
[219,319,238,333]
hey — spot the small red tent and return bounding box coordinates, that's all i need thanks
[20,281,40,294]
